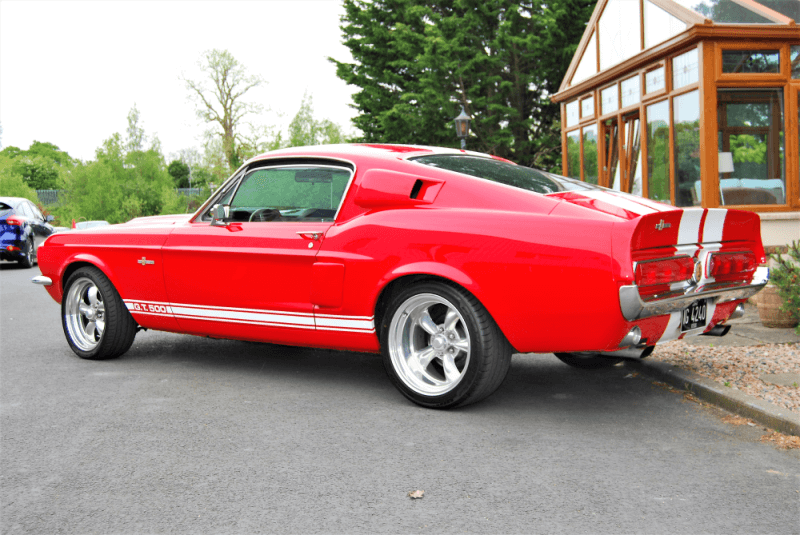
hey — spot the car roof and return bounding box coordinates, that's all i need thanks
[0,197,25,208]
[248,144,493,165]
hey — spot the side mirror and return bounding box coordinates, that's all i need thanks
[210,204,229,226]
[46,215,55,222]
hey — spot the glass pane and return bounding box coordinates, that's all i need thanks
[621,75,641,108]
[602,85,619,114]
[791,46,800,79]
[604,120,620,188]
[671,0,775,23]
[644,0,687,49]
[566,101,579,127]
[573,32,597,84]
[722,50,780,74]
[598,0,642,71]
[581,96,595,118]
[646,67,665,93]
[231,167,351,221]
[567,131,581,179]
[583,124,599,184]
[626,116,644,196]
[646,100,671,203]
[673,48,699,89]
[718,88,785,205]
[673,90,701,207]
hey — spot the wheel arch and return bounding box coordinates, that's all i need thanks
[58,255,119,302]
[372,263,486,337]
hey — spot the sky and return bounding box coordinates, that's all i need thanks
[0,0,359,162]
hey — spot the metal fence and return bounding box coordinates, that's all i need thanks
[176,188,202,197]
[36,188,203,206]
[36,189,62,206]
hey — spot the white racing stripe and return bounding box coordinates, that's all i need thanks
[123,299,374,333]
[677,209,704,245]
[702,209,727,243]
[656,312,684,344]
[579,190,658,216]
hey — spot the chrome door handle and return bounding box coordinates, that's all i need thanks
[296,231,323,241]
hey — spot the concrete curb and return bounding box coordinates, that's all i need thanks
[626,359,800,437]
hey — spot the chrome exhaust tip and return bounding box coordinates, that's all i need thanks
[619,326,642,348]
[702,324,731,337]
[728,303,746,320]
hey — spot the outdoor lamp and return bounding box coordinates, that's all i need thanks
[454,106,471,150]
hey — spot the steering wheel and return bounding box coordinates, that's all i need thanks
[249,208,282,222]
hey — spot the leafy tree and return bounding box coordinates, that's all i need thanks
[332,0,593,171]
[0,141,74,190]
[168,159,191,188]
[0,155,39,201]
[55,110,174,224]
[184,49,265,172]
[287,94,347,147]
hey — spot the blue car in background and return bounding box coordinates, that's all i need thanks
[0,197,55,268]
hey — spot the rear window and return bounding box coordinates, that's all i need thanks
[412,155,593,194]
[0,202,13,217]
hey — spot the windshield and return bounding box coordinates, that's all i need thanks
[412,155,594,194]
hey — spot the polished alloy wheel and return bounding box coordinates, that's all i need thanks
[388,293,471,396]
[64,277,106,351]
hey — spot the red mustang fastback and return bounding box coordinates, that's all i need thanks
[33,144,768,408]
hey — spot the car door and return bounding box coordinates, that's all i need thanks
[25,201,54,247]
[161,162,353,345]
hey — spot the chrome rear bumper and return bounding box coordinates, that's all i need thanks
[619,267,768,321]
[31,276,53,286]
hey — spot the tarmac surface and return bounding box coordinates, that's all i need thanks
[2,262,799,534]
[631,303,800,436]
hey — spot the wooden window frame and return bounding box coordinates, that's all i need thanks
[717,42,786,82]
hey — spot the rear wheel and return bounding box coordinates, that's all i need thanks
[62,266,137,360]
[554,352,623,369]
[381,282,511,409]
[18,238,34,268]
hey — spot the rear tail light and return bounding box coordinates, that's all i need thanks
[5,216,23,226]
[635,256,694,287]
[708,252,756,279]
[5,245,20,252]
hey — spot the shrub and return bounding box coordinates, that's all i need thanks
[769,240,800,334]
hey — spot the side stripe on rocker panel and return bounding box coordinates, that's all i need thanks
[123,299,375,333]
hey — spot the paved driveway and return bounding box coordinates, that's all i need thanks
[1,263,798,534]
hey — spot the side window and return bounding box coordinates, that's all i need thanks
[28,202,44,220]
[17,202,32,218]
[229,166,352,222]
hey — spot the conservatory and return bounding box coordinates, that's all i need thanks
[552,0,800,246]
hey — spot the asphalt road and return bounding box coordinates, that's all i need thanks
[1,262,798,534]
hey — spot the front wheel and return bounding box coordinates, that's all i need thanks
[62,266,137,360]
[381,282,511,409]
[554,352,623,369]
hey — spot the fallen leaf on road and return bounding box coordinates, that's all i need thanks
[407,490,425,499]
[760,432,800,450]
[721,415,753,426]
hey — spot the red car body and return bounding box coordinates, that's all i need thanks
[34,144,768,407]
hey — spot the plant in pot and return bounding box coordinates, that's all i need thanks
[758,240,800,331]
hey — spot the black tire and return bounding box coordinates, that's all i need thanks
[18,238,34,269]
[61,266,137,360]
[380,281,512,409]
[554,352,623,369]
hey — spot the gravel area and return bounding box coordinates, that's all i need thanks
[649,341,800,414]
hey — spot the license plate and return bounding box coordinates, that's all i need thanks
[681,300,707,331]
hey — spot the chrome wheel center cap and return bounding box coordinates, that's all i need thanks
[431,335,447,350]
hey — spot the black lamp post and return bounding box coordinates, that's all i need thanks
[454,106,471,150]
